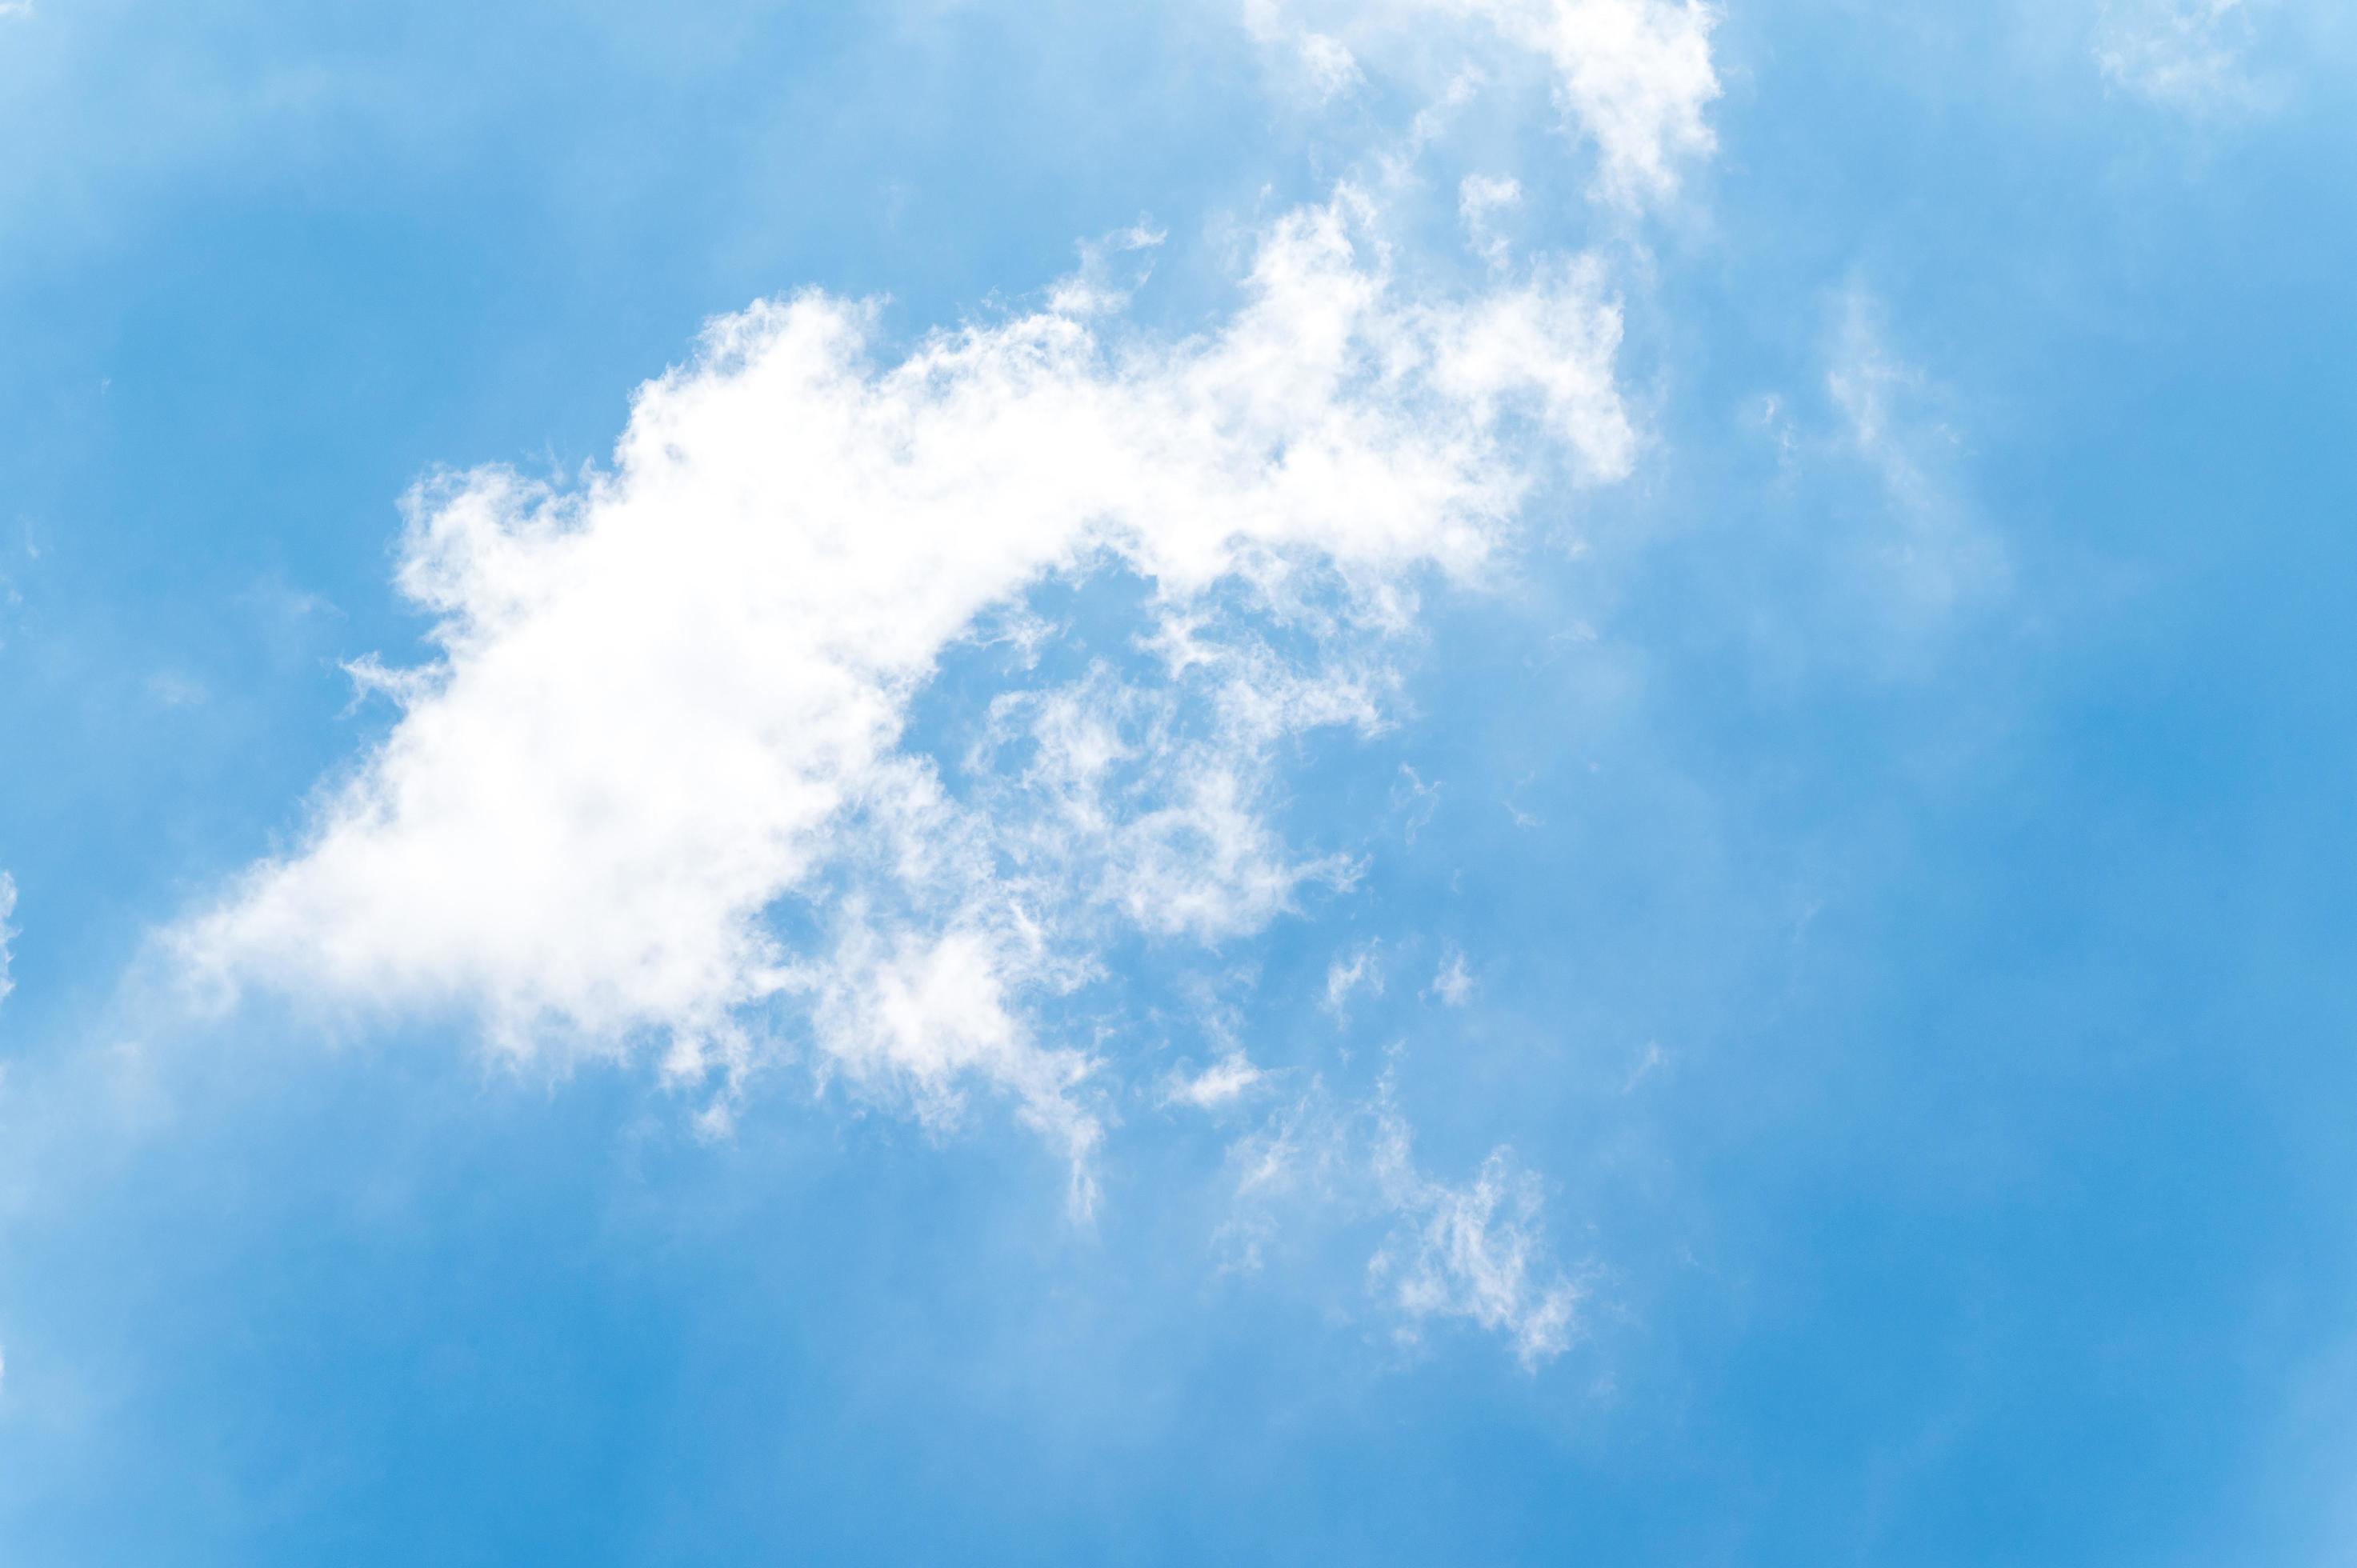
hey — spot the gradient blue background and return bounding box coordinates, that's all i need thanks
[4,2,2355,1561]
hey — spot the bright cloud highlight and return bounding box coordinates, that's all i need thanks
[174,192,1635,1218]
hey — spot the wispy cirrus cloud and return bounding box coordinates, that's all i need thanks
[1429,947,1474,1006]
[1824,286,2003,614]
[1223,1078,1585,1365]
[0,872,16,1010]
[2094,0,2276,114]
[1370,1119,1585,1368]
[1325,942,1387,1018]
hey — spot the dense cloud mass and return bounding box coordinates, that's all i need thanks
[176,194,1631,1188]
[160,2,1722,1358]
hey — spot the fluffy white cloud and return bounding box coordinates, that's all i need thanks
[173,190,1636,1202]
[1162,1052,1268,1111]
[1451,0,1719,200]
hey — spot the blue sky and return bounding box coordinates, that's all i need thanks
[4,0,2356,1561]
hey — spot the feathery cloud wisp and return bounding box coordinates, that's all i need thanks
[1252,0,1720,202]
[2095,0,2272,114]
[0,872,16,1010]
[1223,1080,1585,1364]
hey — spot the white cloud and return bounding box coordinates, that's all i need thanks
[2095,0,2273,113]
[1623,1038,1666,1091]
[1429,947,1473,1006]
[146,670,209,708]
[1251,0,1721,203]
[1163,1052,1269,1110]
[1825,287,1999,611]
[0,872,15,1010]
[1046,221,1166,319]
[1244,0,1367,102]
[1369,1107,1583,1367]
[1299,30,1367,99]
[802,916,1103,1205]
[1450,0,1719,201]
[973,650,1377,947]
[1222,1082,1583,1364]
[1391,764,1443,846]
[1324,942,1387,1016]
[172,189,1637,1199]
[1459,174,1523,269]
